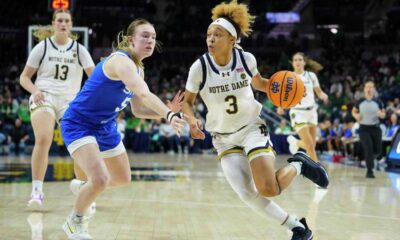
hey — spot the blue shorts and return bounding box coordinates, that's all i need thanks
[61,117,123,157]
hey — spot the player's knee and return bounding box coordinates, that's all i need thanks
[34,133,53,147]
[256,183,280,197]
[91,175,109,191]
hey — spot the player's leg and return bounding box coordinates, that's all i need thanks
[296,126,318,161]
[102,144,131,188]
[28,105,56,208]
[220,153,312,238]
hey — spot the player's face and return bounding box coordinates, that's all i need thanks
[292,54,305,71]
[52,12,72,36]
[132,24,156,59]
[206,25,234,56]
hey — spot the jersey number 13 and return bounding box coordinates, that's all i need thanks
[54,64,69,80]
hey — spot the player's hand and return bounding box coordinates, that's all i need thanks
[167,111,185,136]
[33,90,45,105]
[189,117,205,140]
[277,107,285,115]
[321,93,329,104]
[167,90,184,112]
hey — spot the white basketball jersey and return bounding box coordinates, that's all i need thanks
[293,71,320,109]
[195,49,262,133]
[29,38,89,96]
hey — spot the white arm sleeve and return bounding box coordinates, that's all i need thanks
[243,51,259,77]
[26,41,45,69]
[185,59,203,93]
[78,44,95,69]
[310,72,320,88]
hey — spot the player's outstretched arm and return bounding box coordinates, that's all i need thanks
[106,55,185,135]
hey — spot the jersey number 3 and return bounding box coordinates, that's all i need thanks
[225,95,238,114]
[54,64,69,80]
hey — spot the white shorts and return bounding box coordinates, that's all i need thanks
[212,117,276,162]
[68,137,126,158]
[289,108,318,131]
[29,92,75,120]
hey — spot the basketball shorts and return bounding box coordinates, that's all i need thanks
[289,108,318,131]
[29,92,75,120]
[61,118,125,158]
[212,117,276,162]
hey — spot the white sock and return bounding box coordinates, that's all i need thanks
[283,215,305,230]
[32,180,43,193]
[289,161,302,176]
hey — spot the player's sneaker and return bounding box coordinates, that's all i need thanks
[291,218,313,240]
[27,191,44,209]
[62,214,93,240]
[287,135,300,155]
[288,151,329,188]
[70,179,96,218]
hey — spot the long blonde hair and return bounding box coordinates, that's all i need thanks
[33,9,78,42]
[292,52,324,73]
[211,0,255,39]
[112,19,155,69]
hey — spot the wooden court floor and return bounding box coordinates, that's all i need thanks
[0,153,399,240]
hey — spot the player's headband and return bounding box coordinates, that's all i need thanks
[210,18,239,42]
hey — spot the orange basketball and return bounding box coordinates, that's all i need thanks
[266,71,305,108]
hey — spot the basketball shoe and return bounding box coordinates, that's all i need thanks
[62,214,92,240]
[27,190,44,209]
[291,218,313,240]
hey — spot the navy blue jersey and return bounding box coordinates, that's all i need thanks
[63,51,137,125]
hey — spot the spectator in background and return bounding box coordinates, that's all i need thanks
[17,98,31,126]
[159,119,179,154]
[8,118,29,155]
[379,113,400,165]
[274,119,292,135]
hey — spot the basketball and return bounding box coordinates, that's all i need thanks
[266,70,305,108]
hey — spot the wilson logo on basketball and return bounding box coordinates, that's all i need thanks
[283,77,294,102]
[271,82,280,93]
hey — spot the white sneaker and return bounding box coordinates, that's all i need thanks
[27,191,44,209]
[62,214,93,240]
[287,135,299,155]
[70,180,96,218]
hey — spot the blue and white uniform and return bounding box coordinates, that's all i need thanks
[61,50,138,157]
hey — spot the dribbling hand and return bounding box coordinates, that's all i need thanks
[189,118,205,140]
[277,107,285,115]
[33,90,45,105]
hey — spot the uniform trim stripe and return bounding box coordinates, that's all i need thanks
[48,38,58,50]
[76,42,82,67]
[237,49,253,77]
[199,56,207,91]
[231,49,237,71]
[247,146,275,159]
[218,147,244,160]
[205,53,219,74]
[38,39,47,67]
[66,40,75,51]
[293,122,315,128]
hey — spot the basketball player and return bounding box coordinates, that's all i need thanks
[278,52,328,162]
[60,19,186,239]
[182,1,328,239]
[19,9,95,209]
